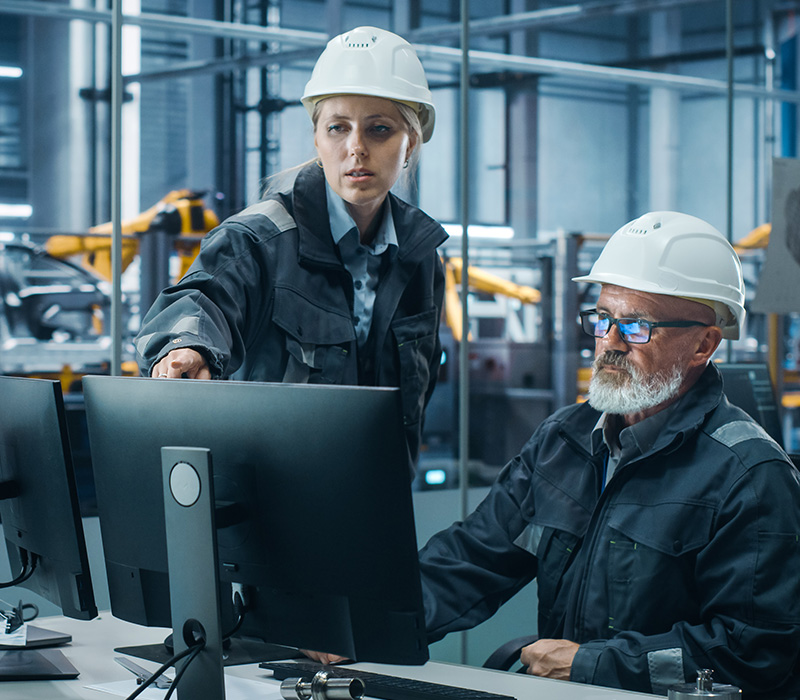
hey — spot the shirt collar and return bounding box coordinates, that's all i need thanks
[591,413,619,457]
[325,182,398,253]
[591,400,681,461]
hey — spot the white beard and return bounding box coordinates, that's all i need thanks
[588,353,685,416]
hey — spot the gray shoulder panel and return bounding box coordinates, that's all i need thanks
[237,199,295,232]
[710,420,775,449]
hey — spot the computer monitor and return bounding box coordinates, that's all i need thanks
[82,375,428,668]
[0,376,97,622]
[0,376,97,679]
[717,363,784,445]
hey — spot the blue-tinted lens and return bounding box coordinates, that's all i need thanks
[588,313,652,343]
[593,315,610,336]
[618,318,650,343]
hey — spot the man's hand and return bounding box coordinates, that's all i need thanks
[300,649,350,665]
[151,348,211,379]
[520,638,579,681]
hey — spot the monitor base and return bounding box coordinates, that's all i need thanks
[0,624,72,650]
[114,638,300,667]
[0,648,79,680]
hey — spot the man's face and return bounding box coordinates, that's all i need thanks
[587,285,714,421]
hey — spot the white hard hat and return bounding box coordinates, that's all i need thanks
[573,211,746,340]
[302,26,436,143]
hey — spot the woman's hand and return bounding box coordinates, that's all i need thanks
[150,348,212,379]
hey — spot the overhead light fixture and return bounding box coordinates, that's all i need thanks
[0,204,33,219]
[423,468,447,486]
[0,66,23,79]
[442,223,514,239]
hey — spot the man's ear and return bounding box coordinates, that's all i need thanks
[692,325,723,367]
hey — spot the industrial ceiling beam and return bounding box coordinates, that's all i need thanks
[414,43,800,104]
[409,0,719,42]
[6,0,800,105]
[0,0,326,45]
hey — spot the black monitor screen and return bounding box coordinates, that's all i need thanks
[0,376,97,621]
[717,363,784,445]
[82,375,428,665]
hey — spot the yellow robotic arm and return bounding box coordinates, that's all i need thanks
[46,190,219,281]
[444,256,542,342]
[734,223,771,252]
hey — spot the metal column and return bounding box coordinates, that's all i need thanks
[553,232,580,409]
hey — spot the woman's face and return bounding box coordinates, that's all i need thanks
[314,95,416,230]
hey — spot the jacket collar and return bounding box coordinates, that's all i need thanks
[651,362,723,449]
[290,164,340,268]
[290,163,447,267]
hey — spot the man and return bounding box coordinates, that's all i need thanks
[419,211,800,697]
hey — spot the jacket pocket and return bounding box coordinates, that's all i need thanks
[605,502,714,633]
[607,501,715,555]
[391,308,438,427]
[272,286,354,383]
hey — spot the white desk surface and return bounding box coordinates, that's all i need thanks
[2,614,659,699]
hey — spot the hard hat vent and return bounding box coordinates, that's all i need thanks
[344,30,378,48]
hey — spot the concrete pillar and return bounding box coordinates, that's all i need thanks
[508,0,538,239]
[648,9,681,211]
[29,14,95,232]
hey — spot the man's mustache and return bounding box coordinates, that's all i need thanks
[593,350,631,372]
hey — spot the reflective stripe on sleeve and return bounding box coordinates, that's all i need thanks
[513,522,544,556]
[647,647,684,695]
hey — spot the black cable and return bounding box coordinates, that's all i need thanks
[0,600,39,634]
[163,643,204,700]
[222,591,246,641]
[123,643,199,700]
[0,551,37,589]
[20,602,38,623]
[123,597,241,700]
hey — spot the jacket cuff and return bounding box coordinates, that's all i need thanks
[570,641,602,685]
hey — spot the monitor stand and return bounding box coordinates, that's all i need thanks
[0,608,77,681]
[114,635,299,667]
[161,446,225,700]
[0,648,80,680]
[0,624,72,650]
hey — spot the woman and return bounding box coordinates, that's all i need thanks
[135,26,447,469]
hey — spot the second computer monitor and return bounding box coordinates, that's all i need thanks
[83,375,428,665]
[0,376,97,622]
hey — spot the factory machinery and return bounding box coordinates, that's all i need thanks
[1,194,796,495]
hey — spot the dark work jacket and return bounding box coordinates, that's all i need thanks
[419,364,800,698]
[135,164,447,467]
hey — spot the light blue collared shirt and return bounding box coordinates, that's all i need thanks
[326,182,398,348]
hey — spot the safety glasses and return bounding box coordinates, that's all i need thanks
[579,309,710,344]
